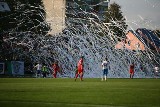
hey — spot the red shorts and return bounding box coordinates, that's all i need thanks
[130,70,134,74]
[78,69,83,74]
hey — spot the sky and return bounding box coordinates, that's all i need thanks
[110,0,160,30]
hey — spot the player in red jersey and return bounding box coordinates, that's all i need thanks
[129,63,135,79]
[52,61,60,78]
[75,56,84,81]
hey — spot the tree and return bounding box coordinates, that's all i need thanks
[0,0,50,61]
[0,0,49,34]
[105,2,128,41]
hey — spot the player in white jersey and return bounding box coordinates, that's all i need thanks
[101,58,109,81]
[34,63,42,78]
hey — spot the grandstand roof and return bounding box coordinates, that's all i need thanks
[135,28,160,51]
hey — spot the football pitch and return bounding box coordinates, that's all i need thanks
[0,78,159,107]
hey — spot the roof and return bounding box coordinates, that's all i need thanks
[0,2,10,12]
[128,30,154,50]
[135,28,160,51]
[116,28,160,52]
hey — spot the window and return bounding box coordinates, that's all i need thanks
[128,40,131,46]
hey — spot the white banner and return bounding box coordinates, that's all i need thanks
[11,61,24,75]
[0,63,5,74]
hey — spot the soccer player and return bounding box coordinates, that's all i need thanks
[42,64,48,78]
[75,56,84,81]
[154,64,159,78]
[52,61,60,78]
[129,63,135,79]
[101,58,109,81]
[34,62,42,78]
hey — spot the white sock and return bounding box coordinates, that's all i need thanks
[102,76,103,81]
[105,76,107,81]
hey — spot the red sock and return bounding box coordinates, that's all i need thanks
[80,74,83,81]
[75,73,78,79]
[53,72,57,78]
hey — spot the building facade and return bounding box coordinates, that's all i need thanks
[43,0,66,35]
[66,0,110,21]
[115,28,160,52]
[42,0,109,35]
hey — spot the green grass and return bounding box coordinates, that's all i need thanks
[0,78,159,107]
